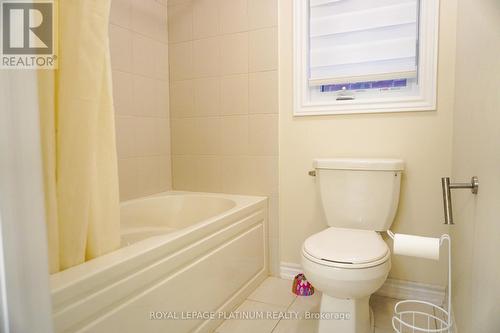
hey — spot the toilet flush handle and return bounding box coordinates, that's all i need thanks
[308,170,316,177]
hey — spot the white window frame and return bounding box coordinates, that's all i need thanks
[293,0,440,116]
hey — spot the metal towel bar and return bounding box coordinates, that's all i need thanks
[441,176,479,225]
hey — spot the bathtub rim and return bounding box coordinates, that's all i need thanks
[50,191,267,293]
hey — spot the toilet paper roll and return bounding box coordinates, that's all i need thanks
[393,233,440,260]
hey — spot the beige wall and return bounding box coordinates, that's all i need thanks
[167,0,280,274]
[109,0,172,201]
[451,0,500,331]
[279,0,457,286]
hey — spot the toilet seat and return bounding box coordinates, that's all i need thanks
[302,227,390,269]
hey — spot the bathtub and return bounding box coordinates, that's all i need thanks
[50,192,268,333]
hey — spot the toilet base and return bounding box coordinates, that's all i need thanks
[317,294,373,333]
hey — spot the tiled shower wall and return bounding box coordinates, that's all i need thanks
[167,0,279,274]
[109,0,172,201]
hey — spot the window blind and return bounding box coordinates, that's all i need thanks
[309,0,419,86]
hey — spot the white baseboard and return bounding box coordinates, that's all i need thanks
[280,262,446,306]
[376,278,445,306]
[279,262,302,280]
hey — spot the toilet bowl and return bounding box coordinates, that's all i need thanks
[302,227,391,333]
[302,158,404,333]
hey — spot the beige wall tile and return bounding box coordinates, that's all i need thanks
[220,32,249,75]
[249,70,278,114]
[248,114,278,156]
[168,3,193,43]
[171,118,197,154]
[219,155,278,195]
[135,156,171,196]
[193,37,220,78]
[132,75,158,117]
[112,70,134,116]
[219,0,248,34]
[156,80,170,118]
[169,41,193,81]
[166,0,278,276]
[155,42,169,80]
[156,117,171,154]
[193,0,219,39]
[172,155,198,190]
[220,115,249,155]
[110,0,132,29]
[119,155,172,200]
[167,0,191,6]
[112,0,172,200]
[130,76,167,119]
[194,78,221,116]
[195,156,222,192]
[220,156,251,194]
[134,117,170,156]
[109,24,133,72]
[118,158,139,201]
[249,28,278,72]
[115,116,139,158]
[248,0,277,30]
[157,155,172,190]
[221,74,249,115]
[131,0,166,41]
[132,33,158,77]
[170,80,195,118]
[158,7,169,44]
[138,0,167,43]
[195,117,221,155]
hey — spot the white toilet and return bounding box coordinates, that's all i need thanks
[302,158,404,333]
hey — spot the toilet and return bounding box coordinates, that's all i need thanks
[301,158,404,333]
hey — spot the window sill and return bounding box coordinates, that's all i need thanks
[294,95,437,116]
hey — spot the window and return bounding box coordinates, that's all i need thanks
[294,0,440,116]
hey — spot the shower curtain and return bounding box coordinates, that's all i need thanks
[39,0,120,273]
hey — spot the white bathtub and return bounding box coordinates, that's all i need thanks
[50,192,268,333]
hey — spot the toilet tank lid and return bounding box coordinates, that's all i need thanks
[313,158,405,171]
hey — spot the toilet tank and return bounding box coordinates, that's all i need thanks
[314,158,404,231]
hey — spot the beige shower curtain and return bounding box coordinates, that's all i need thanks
[39,0,120,273]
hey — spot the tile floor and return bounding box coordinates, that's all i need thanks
[214,277,424,333]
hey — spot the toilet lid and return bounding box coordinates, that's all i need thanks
[303,228,389,265]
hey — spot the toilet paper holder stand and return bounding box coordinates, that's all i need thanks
[441,176,479,225]
[387,231,453,332]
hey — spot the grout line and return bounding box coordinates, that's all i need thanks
[170,69,278,84]
[171,154,278,159]
[243,298,292,309]
[168,25,279,46]
[170,112,278,120]
[118,154,171,159]
[270,283,298,333]
[112,68,169,83]
[217,279,404,333]
[118,154,170,160]
[246,9,251,147]
[109,22,168,46]
[115,114,170,120]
